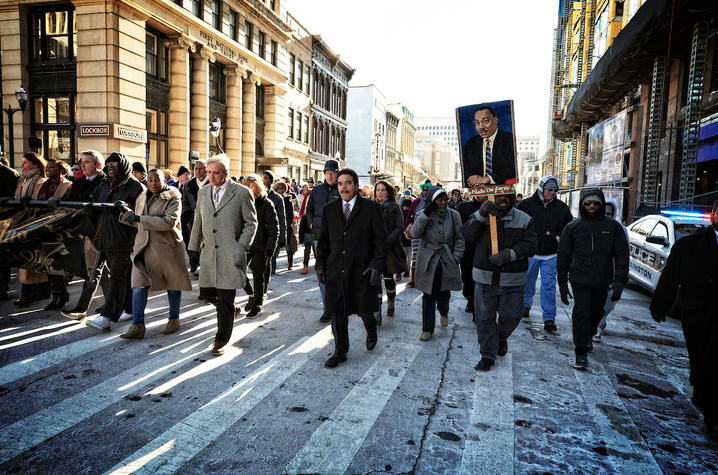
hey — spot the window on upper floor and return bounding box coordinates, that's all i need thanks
[192,0,202,18]
[288,108,294,138]
[30,7,76,64]
[270,40,277,66]
[146,31,168,81]
[229,10,238,41]
[211,0,220,29]
[208,62,226,103]
[245,22,253,51]
[258,32,266,59]
[289,54,296,86]
[269,0,276,11]
[297,60,304,89]
[304,65,310,94]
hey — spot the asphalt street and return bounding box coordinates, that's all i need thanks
[0,251,716,474]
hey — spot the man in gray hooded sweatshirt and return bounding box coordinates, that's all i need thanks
[517,175,573,331]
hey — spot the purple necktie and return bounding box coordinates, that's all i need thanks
[344,202,351,220]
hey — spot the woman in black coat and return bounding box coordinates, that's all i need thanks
[241,175,278,319]
[373,180,408,325]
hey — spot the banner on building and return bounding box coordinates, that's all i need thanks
[0,206,99,280]
[586,110,626,185]
[456,99,518,189]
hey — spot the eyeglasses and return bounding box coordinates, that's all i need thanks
[583,201,601,207]
[545,188,557,192]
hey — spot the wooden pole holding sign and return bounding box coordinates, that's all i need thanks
[468,184,516,255]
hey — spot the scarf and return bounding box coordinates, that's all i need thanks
[18,168,42,199]
[38,176,64,199]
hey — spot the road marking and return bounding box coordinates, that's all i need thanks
[0,319,77,342]
[285,342,421,474]
[459,354,514,475]
[0,305,215,386]
[106,326,333,475]
[0,313,276,464]
[574,362,662,473]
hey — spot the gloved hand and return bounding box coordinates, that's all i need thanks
[610,282,624,302]
[423,200,437,217]
[47,197,61,209]
[316,267,327,285]
[362,267,381,286]
[488,249,512,267]
[651,309,666,323]
[114,200,127,210]
[478,199,498,218]
[20,195,32,207]
[559,283,572,305]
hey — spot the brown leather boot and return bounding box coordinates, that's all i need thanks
[300,265,309,275]
[407,268,415,288]
[161,319,180,334]
[120,324,146,339]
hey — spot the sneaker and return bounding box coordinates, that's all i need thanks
[572,355,588,371]
[498,339,508,356]
[85,315,111,331]
[419,331,432,342]
[119,312,133,322]
[544,320,557,332]
[593,327,602,342]
[440,315,448,327]
[475,357,495,372]
[193,266,201,277]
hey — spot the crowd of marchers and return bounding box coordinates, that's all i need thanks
[0,150,716,441]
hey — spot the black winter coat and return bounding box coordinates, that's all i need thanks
[378,199,408,274]
[556,188,629,287]
[317,195,388,316]
[248,195,279,254]
[650,226,718,391]
[306,182,339,241]
[0,163,19,198]
[267,189,286,247]
[518,191,573,255]
[92,158,145,252]
[68,171,106,202]
[283,194,295,243]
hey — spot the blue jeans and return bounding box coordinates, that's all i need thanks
[523,256,557,321]
[314,242,326,309]
[132,286,181,326]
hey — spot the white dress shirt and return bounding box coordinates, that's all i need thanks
[212,180,229,208]
[342,194,358,216]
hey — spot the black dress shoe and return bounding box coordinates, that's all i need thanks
[474,358,495,372]
[245,306,261,319]
[244,296,255,312]
[366,330,378,351]
[464,302,474,313]
[498,340,508,356]
[324,353,347,368]
[523,307,531,319]
[319,312,331,323]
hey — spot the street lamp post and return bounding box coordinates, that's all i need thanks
[3,87,28,167]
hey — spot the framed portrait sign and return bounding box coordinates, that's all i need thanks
[456,99,519,190]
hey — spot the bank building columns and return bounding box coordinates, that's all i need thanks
[190,46,214,160]
[167,35,194,174]
[224,67,245,175]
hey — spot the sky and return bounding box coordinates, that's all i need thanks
[285,0,560,152]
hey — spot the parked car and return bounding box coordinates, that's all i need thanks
[627,211,710,293]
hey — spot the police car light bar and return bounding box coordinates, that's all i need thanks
[660,210,712,220]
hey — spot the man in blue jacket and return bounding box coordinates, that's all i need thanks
[517,175,573,332]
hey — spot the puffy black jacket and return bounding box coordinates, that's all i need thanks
[92,156,145,252]
[306,182,339,241]
[249,195,279,254]
[462,206,537,287]
[517,191,573,255]
[557,188,629,287]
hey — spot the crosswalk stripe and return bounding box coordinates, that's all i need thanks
[459,354,514,474]
[106,325,333,475]
[0,304,215,386]
[0,313,279,464]
[0,319,77,343]
[574,362,662,473]
[285,342,422,474]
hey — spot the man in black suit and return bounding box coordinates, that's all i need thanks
[316,168,388,368]
[181,160,208,274]
[463,105,516,186]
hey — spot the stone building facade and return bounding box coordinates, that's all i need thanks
[309,35,353,181]
[0,0,308,178]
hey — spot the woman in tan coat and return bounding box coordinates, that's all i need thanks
[119,168,191,339]
[13,153,49,307]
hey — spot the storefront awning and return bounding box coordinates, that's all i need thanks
[552,0,718,140]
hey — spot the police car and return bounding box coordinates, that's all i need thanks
[627,210,710,292]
